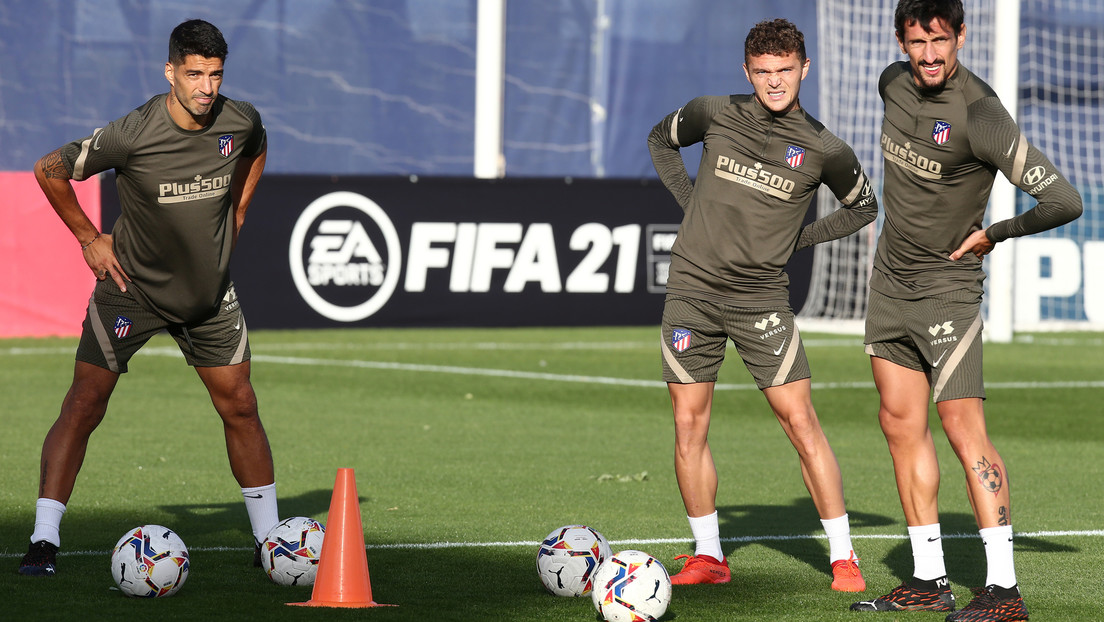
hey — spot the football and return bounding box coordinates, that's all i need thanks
[592,550,672,622]
[110,525,190,598]
[260,516,326,586]
[536,524,612,597]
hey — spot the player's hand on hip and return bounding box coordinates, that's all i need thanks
[82,233,131,292]
[949,228,995,261]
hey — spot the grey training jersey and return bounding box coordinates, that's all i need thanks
[648,95,877,307]
[873,61,1082,299]
[61,93,266,324]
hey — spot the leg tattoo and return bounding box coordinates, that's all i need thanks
[971,456,1003,495]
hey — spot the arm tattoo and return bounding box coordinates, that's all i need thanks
[40,150,70,180]
[972,456,1004,495]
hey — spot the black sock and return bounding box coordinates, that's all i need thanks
[989,584,1020,599]
[908,576,948,591]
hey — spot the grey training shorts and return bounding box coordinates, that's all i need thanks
[660,295,810,389]
[75,280,251,373]
[864,289,985,402]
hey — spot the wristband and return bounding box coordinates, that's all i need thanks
[81,233,100,251]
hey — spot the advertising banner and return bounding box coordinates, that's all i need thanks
[1,172,101,338]
[228,176,689,329]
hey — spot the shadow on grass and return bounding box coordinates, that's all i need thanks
[710,497,895,579]
[0,539,643,622]
[157,488,342,541]
[859,510,1079,589]
[2,497,1077,621]
[0,488,347,559]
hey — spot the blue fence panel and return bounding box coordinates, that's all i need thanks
[1,0,816,177]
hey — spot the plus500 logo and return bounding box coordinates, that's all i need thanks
[289,192,650,322]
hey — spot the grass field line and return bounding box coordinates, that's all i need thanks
[4,530,1102,559]
[1,338,862,357]
[241,352,1104,392]
[3,346,1101,392]
[6,334,1100,357]
[251,338,869,351]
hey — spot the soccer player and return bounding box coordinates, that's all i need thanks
[18,19,280,576]
[850,1,1082,619]
[648,18,878,592]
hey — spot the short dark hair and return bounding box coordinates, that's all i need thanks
[894,0,965,40]
[744,19,806,64]
[168,19,228,65]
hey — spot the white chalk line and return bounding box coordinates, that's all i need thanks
[1,338,856,357]
[3,345,1101,391]
[6,333,1100,357]
[4,530,1101,558]
[246,354,1104,392]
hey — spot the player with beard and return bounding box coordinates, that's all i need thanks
[18,19,279,577]
[850,1,1081,619]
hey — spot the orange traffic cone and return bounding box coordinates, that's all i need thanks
[289,468,394,608]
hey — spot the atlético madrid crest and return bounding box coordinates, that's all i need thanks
[932,120,951,145]
[114,316,132,339]
[672,328,691,353]
[218,134,234,157]
[785,145,805,168]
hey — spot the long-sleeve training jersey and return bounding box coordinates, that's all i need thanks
[648,94,877,307]
[873,61,1082,299]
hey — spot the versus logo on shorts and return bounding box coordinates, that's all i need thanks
[928,320,957,346]
[671,329,691,353]
[113,316,132,339]
[754,312,781,332]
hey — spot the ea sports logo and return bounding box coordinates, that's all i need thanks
[289,191,402,321]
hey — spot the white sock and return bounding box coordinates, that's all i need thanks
[29,498,66,547]
[908,523,947,580]
[242,483,279,544]
[980,525,1017,588]
[821,513,856,564]
[688,511,723,560]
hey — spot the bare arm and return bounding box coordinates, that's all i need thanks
[230,137,267,250]
[34,148,129,290]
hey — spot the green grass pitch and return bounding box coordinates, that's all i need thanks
[1,327,1101,621]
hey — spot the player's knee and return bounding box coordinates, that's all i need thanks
[877,404,922,432]
[60,387,111,429]
[672,412,709,443]
[215,391,260,425]
[673,428,708,458]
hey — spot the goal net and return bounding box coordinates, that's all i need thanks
[1015,0,1103,328]
[804,0,1102,332]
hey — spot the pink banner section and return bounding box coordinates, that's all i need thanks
[1,171,101,337]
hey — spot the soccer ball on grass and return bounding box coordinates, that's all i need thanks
[110,524,189,598]
[536,524,612,597]
[260,516,326,586]
[592,549,672,622]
